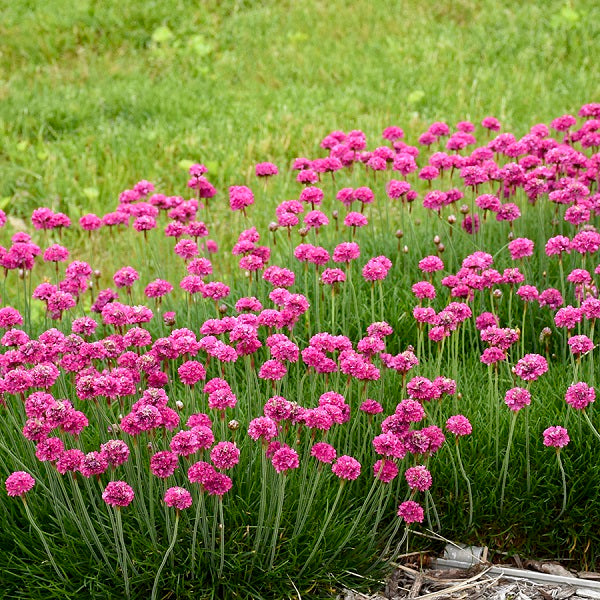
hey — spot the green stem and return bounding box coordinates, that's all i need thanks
[455,442,473,527]
[23,499,65,581]
[499,411,518,511]
[582,410,600,443]
[151,512,179,600]
[115,509,131,599]
[299,482,345,576]
[268,475,286,569]
[556,450,567,518]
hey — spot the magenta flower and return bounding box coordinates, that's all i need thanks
[255,162,278,177]
[102,481,135,507]
[332,455,361,481]
[404,466,433,491]
[397,500,424,524]
[504,387,531,412]
[568,335,594,356]
[164,486,193,510]
[543,426,570,448]
[5,471,35,497]
[210,442,240,470]
[150,451,179,479]
[565,382,595,410]
[446,415,472,436]
[310,442,337,464]
[373,459,398,483]
[271,445,300,473]
[513,354,548,382]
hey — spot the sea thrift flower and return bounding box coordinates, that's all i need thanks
[332,455,361,481]
[229,185,254,212]
[150,451,179,478]
[543,426,570,448]
[310,442,337,464]
[508,238,534,260]
[271,445,300,473]
[210,442,240,470]
[446,415,472,436]
[565,382,595,410]
[504,387,532,412]
[373,459,398,483]
[255,162,278,177]
[397,500,424,524]
[404,466,433,491]
[568,335,594,356]
[164,487,193,510]
[513,354,548,381]
[102,481,135,507]
[248,417,278,442]
[5,472,35,497]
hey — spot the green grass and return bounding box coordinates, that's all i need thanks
[2,0,600,220]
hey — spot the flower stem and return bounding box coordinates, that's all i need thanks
[151,512,179,600]
[268,475,286,569]
[582,410,600,443]
[455,441,473,527]
[299,481,344,576]
[556,450,567,518]
[499,411,518,511]
[22,498,65,581]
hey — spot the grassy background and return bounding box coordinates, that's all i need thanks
[2,0,600,220]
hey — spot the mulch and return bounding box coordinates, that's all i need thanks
[341,552,600,600]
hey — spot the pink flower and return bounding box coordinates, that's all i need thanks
[255,162,278,177]
[310,442,337,463]
[210,442,240,470]
[271,445,300,473]
[504,387,531,412]
[359,399,383,415]
[565,382,595,410]
[397,500,424,524]
[332,455,361,481]
[164,486,193,510]
[102,481,135,507]
[568,335,594,356]
[512,354,548,382]
[248,417,278,442]
[404,466,432,491]
[229,185,254,212]
[5,471,35,497]
[150,451,179,478]
[543,426,570,448]
[373,459,398,483]
[445,415,472,436]
[362,256,392,282]
[508,238,534,260]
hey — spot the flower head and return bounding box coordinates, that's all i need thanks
[102,481,135,507]
[5,471,35,497]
